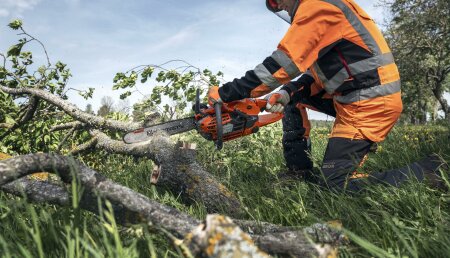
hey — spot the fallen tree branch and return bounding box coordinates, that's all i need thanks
[0,153,345,257]
[2,177,70,206]
[0,153,198,235]
[0,84,244,216]
[0,85,143,132]
[69,136,98,156]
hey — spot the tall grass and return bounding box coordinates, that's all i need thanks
[1,124,449,257]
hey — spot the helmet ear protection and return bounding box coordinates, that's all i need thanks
[266,0,282,12]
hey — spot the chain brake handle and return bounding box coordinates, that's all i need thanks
[194,88,223,150]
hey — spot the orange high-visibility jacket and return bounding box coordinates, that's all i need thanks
[219,0,402,142]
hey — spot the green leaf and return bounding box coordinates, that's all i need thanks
[140,67,154,83]
[37,65,47,75]
[5,115,15,125]
[113,72,125,83]
[7,80,18,88]
[8,19,23,30]
[120,91,132,100]
[7,43,24,57]
[55,61,66,72]
[0,68,7,79]
[79,88,95,100]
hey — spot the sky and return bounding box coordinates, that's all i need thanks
[0,0,388,120]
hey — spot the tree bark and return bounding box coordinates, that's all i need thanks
[433,89,450,121]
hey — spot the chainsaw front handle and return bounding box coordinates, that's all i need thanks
[214,102,223,150]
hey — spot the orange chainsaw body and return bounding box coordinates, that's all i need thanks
[195,98,283,143]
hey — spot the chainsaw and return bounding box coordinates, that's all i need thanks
[123,89,283,150]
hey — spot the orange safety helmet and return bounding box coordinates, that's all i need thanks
[265,0,301,24]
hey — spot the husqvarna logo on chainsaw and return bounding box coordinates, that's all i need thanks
[146,124,184,136]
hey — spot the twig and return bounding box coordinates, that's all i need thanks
[0,53,6,67]
[18,27,51,67]
[69,137,98,156]
[57,127,76,152]
[50,121,84,132]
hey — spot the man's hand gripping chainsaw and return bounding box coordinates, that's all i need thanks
[123,89,283,150]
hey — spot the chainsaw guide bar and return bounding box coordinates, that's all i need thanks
[123,117,196,144]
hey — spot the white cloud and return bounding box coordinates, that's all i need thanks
[63,0,80,5]
[0,9,9,17]
[147,26,197,54]
[0,0,41,17]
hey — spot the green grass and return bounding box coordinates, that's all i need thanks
[1,124,449,257]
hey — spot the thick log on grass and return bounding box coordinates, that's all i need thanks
[79,130,244,217]
[0,153,344,257]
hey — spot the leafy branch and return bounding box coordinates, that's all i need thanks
[112,60,224,120]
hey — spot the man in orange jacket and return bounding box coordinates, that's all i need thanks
[208,0,448,192]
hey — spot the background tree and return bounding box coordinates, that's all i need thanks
[384,0,450,123]
[85,103,94,114]
[97,96,115,117]
[115,98,131,115]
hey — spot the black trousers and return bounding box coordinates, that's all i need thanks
[282,90,425,192]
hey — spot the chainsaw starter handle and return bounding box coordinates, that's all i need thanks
[214,102,223,150]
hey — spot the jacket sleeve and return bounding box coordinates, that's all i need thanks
[218,1,343,103]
